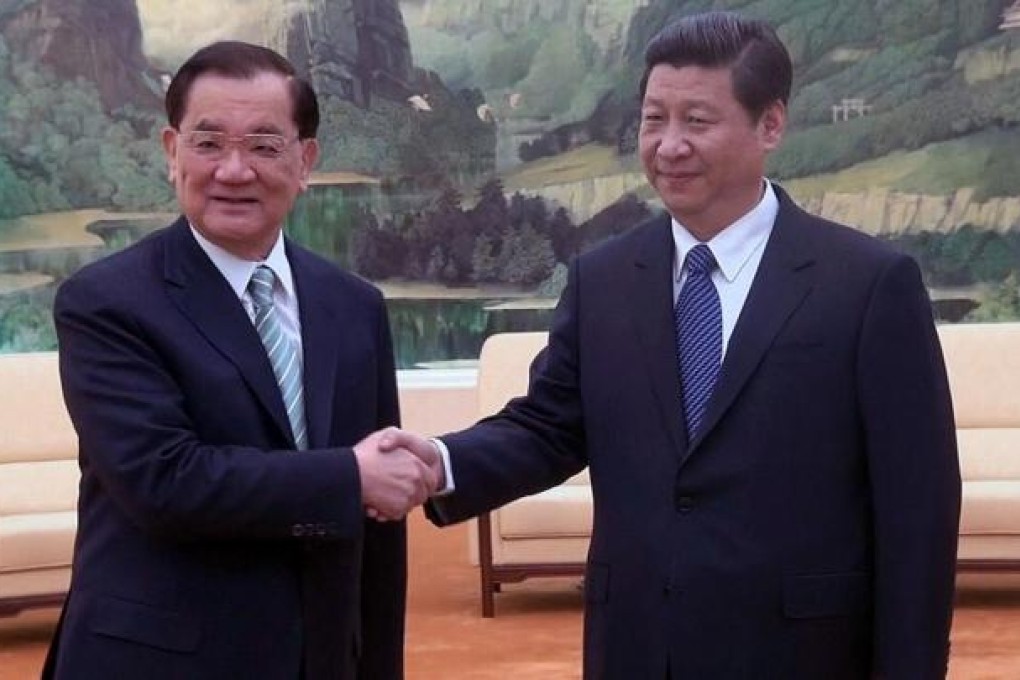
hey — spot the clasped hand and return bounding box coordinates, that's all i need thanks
[353,427,444,521]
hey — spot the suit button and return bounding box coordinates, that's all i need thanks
[291,524,306,537]
[676,496,695,514]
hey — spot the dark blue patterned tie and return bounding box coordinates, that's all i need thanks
[675,244,722,442]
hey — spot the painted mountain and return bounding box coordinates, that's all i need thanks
[0,0,494,219]
[2,0,1019,356]
[403,0,1020,234]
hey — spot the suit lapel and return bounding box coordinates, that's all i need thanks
[687,191,817,454]
[162,218,294,445]
[626,214,689,460]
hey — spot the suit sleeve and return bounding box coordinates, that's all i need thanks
[357,302,407,680]
[856,255,960,678]
[54,271,365,542]
[427,258,588,526]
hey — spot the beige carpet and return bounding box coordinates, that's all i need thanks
[2,513,1019,679]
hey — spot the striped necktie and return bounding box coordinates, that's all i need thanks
[248,265,308,450]
[675,244,722,442]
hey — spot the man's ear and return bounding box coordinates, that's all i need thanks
[758,100,786,152]
[161,126,179,184]
[298,138,319,192]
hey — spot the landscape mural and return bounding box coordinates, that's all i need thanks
[2,0,1020,367]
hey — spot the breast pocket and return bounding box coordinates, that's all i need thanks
[765,339,828,366]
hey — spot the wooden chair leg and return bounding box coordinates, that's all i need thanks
[478,512,496,617]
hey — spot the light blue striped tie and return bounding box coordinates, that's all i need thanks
[248,265,308,450]
[675,244,722,442]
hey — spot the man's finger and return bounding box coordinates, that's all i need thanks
[378,427,411,452]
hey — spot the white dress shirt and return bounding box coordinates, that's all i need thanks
[189,225,303,352]
[671,180,778,358]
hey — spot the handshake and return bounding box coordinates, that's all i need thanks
[353,427,445,521]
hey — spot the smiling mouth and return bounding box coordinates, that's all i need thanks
[660,172,699,183]
[659,168,698,177]
[212,197,259,205]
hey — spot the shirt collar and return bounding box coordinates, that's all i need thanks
[671,180,779,283]
[188,225,296,301]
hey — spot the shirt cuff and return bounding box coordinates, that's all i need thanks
[429,437,456,496]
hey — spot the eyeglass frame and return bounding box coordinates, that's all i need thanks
[175,129,303,162]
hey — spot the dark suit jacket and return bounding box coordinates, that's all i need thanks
[429,187,960,679]
[44,217,404,680]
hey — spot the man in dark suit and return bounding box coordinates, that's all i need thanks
[380,11,960,679]
[42,42,436,680]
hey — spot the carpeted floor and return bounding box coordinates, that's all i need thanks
[2,513,1019,679]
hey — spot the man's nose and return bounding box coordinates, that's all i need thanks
[657,125,693,159]
[214,148,257,182]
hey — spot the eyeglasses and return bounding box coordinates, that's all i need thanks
[178,130,298,161]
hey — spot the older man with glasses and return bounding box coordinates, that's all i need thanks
[41,41,438,680]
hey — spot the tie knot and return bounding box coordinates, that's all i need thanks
[685,244,716,275]
[249,265,276,307]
